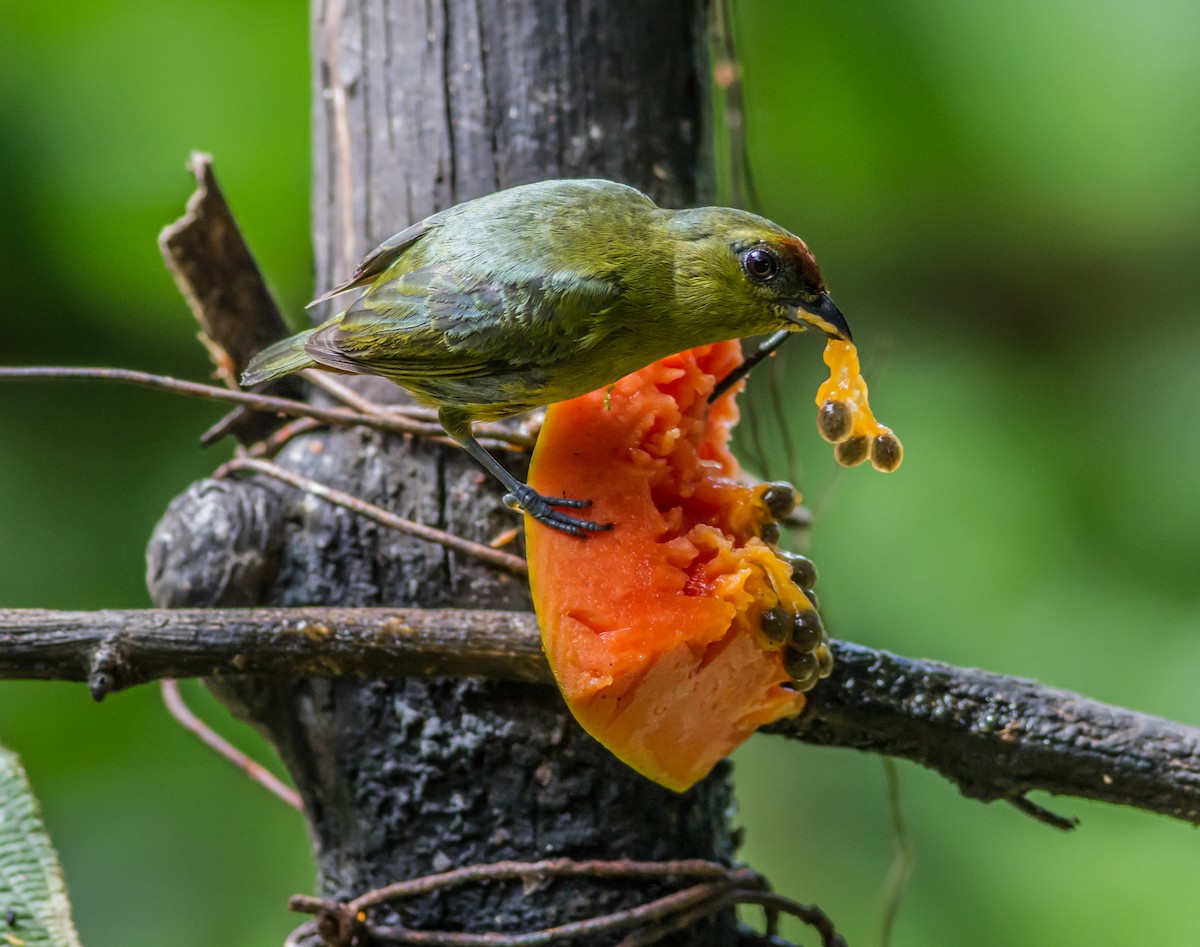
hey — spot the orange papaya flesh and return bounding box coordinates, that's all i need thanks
[525,341,827,792]
[816,340,903,473]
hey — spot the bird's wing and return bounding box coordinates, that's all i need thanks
[307,219,436,308]
[308,263,624,379]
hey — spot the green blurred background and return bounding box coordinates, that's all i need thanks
[1,1,1198,945]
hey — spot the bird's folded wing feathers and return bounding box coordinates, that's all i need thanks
[314,264,625,377]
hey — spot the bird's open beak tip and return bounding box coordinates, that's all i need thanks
[792,294,852,342]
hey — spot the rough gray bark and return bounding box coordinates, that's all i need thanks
[147,1,745,944]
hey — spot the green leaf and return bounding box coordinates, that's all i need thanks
[0,744,83,947]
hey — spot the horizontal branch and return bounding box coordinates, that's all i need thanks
[0,607,548,697]
[2,607,1198,826]
[773,643,1200,824]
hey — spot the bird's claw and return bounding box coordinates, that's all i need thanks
[505,488,612,537]
[534,507,613,538]
[545,495,591,509]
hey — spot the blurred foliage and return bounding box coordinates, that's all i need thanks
[0,2,313,946]
[0,1,1198,946]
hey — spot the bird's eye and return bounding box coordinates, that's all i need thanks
[741,247,780,283]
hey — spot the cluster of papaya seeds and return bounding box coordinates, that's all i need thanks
[814,340,903,473]
[748,481,834,693]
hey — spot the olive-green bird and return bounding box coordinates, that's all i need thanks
[242,179,850,536]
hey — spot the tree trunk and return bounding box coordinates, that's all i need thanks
[147,1,754,943]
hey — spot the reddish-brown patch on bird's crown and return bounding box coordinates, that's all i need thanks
[778,235,825,293]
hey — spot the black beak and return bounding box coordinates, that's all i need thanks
[793,293,852,342]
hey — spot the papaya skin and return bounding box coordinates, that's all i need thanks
[526,342,811,792]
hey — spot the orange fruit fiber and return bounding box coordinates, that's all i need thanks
[525,341,807,792]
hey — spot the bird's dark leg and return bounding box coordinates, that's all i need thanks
[709,329,792,403]
[439,408,612,538]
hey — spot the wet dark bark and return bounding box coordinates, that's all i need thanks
[146,1,745,943]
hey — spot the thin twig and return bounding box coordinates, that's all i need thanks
[160,679,304,811]
[245,416,328,458]
[303,370,390,414]
[302,369,534,446]
[879,759,914,947]
[289,860,770,947]
[288,858,843,947]
[231,410,513,463]
[612,888,737,947]
[285,920,320,947]
[617,885,847,947]
[1007,794,1079,831]
[348,859,749,911]
[0,367,532,448]
[735,890,848,947]
[367,881,734,946]
[215,456,528,577]
[199,403,260,447]
[710,0,760,211]
[302,372,439,425]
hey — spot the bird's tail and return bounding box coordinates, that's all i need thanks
[241,329,318,386]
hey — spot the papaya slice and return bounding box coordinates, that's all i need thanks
[525,342,823,792]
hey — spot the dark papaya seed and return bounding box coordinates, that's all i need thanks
[759,521,781,545]
[834,435,869,467]
[759,481,799,519]
[804,587,820,611]
[759,606,791,645]
[779,551,818,589]
[870,432,903,472]
[783,646,821,692]
[817,399,854,443]
[815,643,834,679]
[790,608,824,652]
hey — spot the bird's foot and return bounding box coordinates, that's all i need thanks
[503,486,613,538]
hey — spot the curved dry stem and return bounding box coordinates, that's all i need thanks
[214,456,529,577]
[0,366,533,448]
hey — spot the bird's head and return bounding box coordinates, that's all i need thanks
[667,207,851,342]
